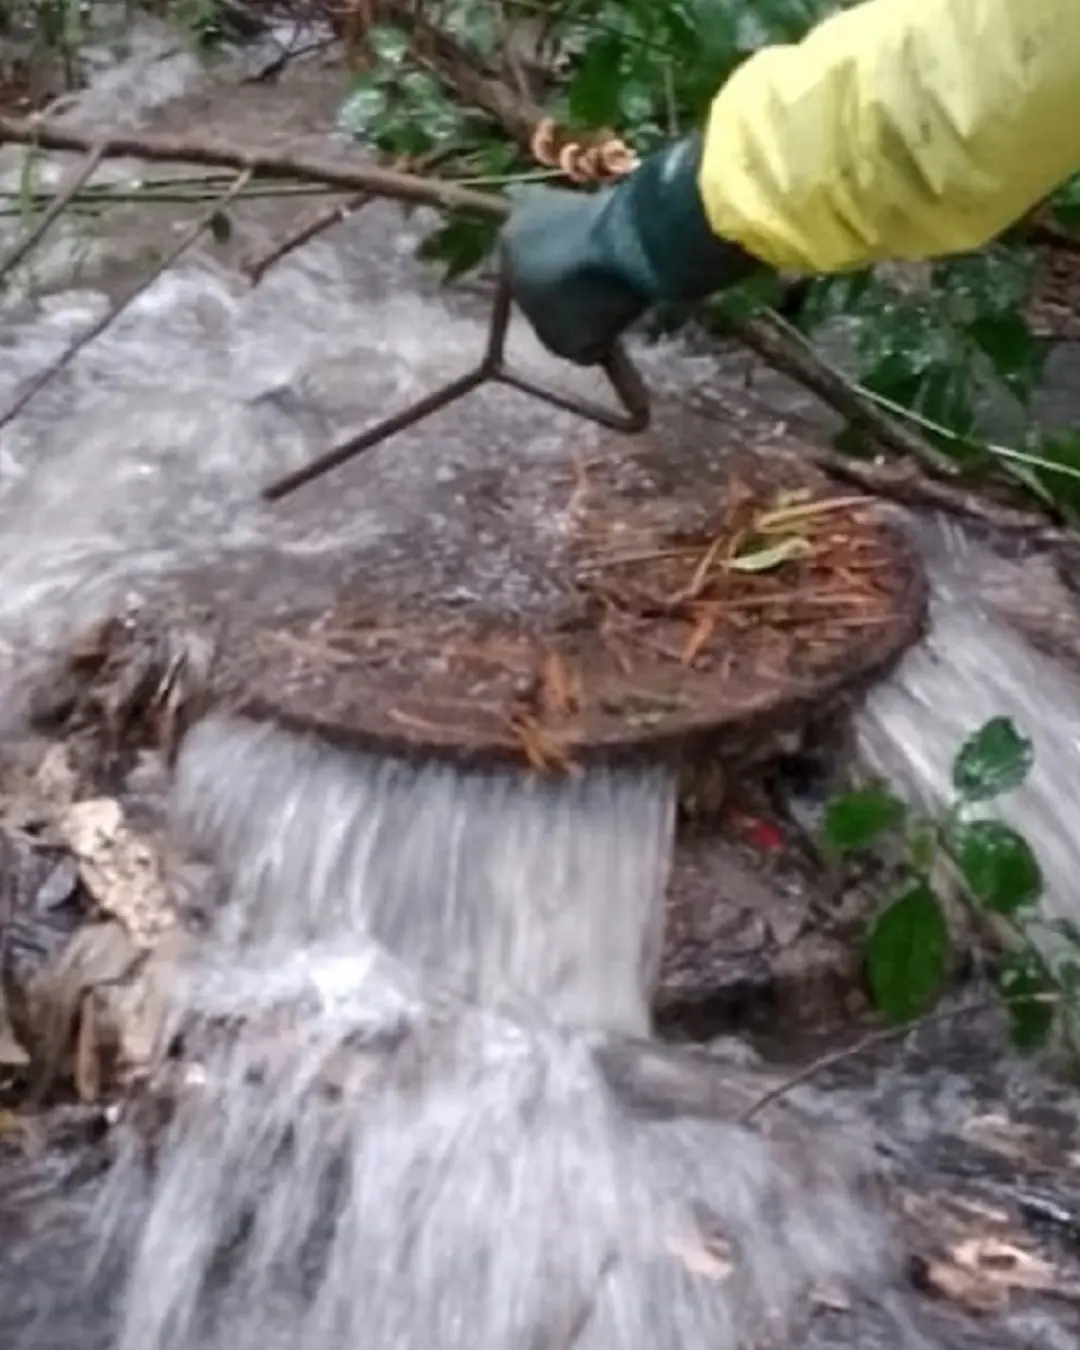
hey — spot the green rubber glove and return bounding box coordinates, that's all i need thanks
[501,133,762,366]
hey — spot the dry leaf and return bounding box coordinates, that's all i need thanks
[74,990,101,1103]
[0,1012,29,1069]
[539,651,580,719]
[919,1234,1070,1314]
[918,1256,1007,1313]
[24,920,142,1096]
[56,798,173,947]
[810,1280,852,1312]
[680,608,718,666]
[952,1237,1058,1294]
[665,1230,735,1282]
[33,743,80,807]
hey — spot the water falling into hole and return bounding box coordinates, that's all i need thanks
[85,717,914,1350]
[171,716,678,1036]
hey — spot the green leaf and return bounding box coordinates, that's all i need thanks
[822,786,907,855]
[708,270,788,324]
[726,536,810,573]
[366,22,409,67]
[952,717,1034,803]
[1050,172,1080,232]
[866,882,950,1023]
[417,216,496,281]
[966,312,1045,401]
[947,819,1042,914]
[996,953,1056,1052]
[566,33,626,127]
[1028,430,1080,522]
[907,821,939,875]
[338,75,389,139]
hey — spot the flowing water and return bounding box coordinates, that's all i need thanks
[94,741,903,1350]
[2,16,1080,1350]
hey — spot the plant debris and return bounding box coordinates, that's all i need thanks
[46,446,927,775]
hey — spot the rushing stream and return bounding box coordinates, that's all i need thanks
[3,16,1080,1350]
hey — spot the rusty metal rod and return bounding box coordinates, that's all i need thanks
[262,368,487,503]
[261,274,652,503]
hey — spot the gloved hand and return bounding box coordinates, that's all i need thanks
[501,133,762,366]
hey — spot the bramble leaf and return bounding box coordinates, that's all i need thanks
[952,717,1034,803]
[866,882,949,1023]
[948,819,1042,914]
[822,786,906,856]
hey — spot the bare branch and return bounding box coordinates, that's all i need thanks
[244,191,373,283]
[0,168,255,436]
[737,997,996,1126]
[0,115,507,219]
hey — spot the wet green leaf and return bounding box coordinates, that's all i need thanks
[726,536,810,573]
[996,953,1057,1052]
[866,882,949,1023]
[822,786,906,855]
[952,717,1034,803]
[947,819,1042,914]
[338,75,389,138]
[966,312,1045,401]
[417,216,495,281]
[366,23,409,67]
[1050,173,1080,232]
[566,33,626,127]
[907,821,939,875]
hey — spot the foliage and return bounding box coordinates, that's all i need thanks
[333,0,1080,517]
[822,716,1075,1054]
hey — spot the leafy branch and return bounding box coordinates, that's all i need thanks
[328,0,1080,521]
[823,717,1079,1055]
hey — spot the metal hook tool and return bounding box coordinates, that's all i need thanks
[261,272,652,503]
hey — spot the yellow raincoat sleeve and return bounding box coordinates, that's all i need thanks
[698,0,1080,274]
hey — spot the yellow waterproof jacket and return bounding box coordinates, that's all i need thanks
[699,0,1080,273]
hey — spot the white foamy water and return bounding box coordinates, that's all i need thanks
[91,719,909,1350]
[173,716,677,1036]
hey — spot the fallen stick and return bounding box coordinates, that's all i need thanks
[728,311,961,477]
[688,387,1056,536]
[0,168,254,436]
[243,190,372,283]
[0,114,506,218]
[242,149,455,284]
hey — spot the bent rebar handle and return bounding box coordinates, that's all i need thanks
[262,274,652,503]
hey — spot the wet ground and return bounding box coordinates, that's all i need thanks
[3,12,1080,1350]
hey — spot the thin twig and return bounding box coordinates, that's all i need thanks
[0,141,105,286]
[242,146,468,284]
[0,168,254,436]
[0,115,508,220]
[687,387,1054,535]
[730,310,960,476]
[244,191,372,283]
[738,996,1000,1125]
